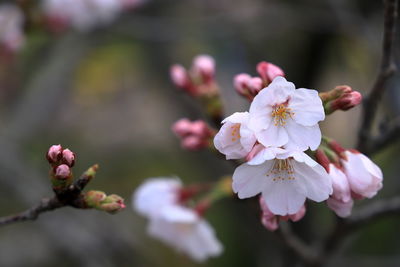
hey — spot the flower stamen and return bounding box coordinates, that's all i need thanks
[230,124,241,142]
[266,159,295,181]
[271,104,294,126]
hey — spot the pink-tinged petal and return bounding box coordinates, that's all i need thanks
[288,205,306,222]
[329,164,351,202]
[289,88,325,126]
[342,151,382,198]
[292,160,332,202]
[262,181,306,216]
[160,205,198,223]
[327,197,353,218]
[239,127,257,152]
[285,119,321,151]
[248,109,273,132]
[256,125,288,148]
[248,147,286,165]
[232,162,273,198]
[222,111,249,124]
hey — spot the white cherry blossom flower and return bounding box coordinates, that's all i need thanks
[214,112,257,160]
[341,150,383,198]
[232,147,332,215]
[133,177,182,217]
[248,76,324,151]
[326,164,353,217]
[148,205,223,262]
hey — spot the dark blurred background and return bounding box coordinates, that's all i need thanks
[0,0,399,266]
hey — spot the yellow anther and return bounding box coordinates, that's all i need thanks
[271,104,294,126]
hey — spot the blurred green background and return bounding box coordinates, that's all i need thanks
[0,0,399,266]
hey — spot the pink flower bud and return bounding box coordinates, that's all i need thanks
[62,149,75,167]
[192,55,215,83]
[247,77,263,95]
[181,136,207,151]
[259,197,305,231]
[331,91,362,111]
[327,197,353,218]
[315,149,331,171]
[256,61,285,85]
[47,144,63,165]
[170,64,191,89]
[171,118,192,137]
[341,150,383,198]
[234,73,251,96]
[55,164,71,180]
[190,120,212,138]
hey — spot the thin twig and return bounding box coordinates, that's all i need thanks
[323,196,400,259]
[0,165,97,227]
[357,0,398,153]
[0,197,63,226]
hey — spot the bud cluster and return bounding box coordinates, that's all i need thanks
[320,85,362,115]
[170,55,218,97]
[315,138,383,217]
[171,119,215,151]
[46,144,125,214]
[234,61,285,100]
[47,145,76,192]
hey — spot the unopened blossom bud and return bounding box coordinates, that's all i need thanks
[172,119,214,151]
[190,120,213,138]
[192,55,215,83]
[330,91,362,112]
[234,74,263,100]
[327,197,353,218]
[98,194,126,214]
[170,64,191,89]
[46,144,63,165]
[256,61,285,85]
[259,197,306,231]
[51,164,73,190]
[55,164,71,180]
[62,148,75,167]
[341,150,383,198]
[84,190,107,207]
[321,85,362,114]
[181,136,208,151]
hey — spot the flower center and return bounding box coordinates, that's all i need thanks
[266,159,295,181]
[230,124,241,142]
[271,104,294,126]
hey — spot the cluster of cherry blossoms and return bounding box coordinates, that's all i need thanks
[133,178,223,262]
[132,54,383,261]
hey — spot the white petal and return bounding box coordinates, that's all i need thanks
[292,160,332,202]
[133,177,181,217]
[289,88,325,126]
[248,147,285,165]
[232,161,273,198]
[222,111,249,124]
[285,119,321,151]
[327,197,353,218]
[262,181,306,216]
[256,125,289,148]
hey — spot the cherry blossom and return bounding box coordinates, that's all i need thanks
[326,164,353,217]
[133,177,182,217]
[249,76,325,151]
[148,205,223,262]
[341,150,383,198]
[213,112,257,160]
[232,147,332,215]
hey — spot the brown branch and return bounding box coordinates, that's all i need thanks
[0,165,98,227]
[276,222,321,266]
[0,197,63,226]
[368,120,400,154]
[357,0,398,153]
[323,196,400,260]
